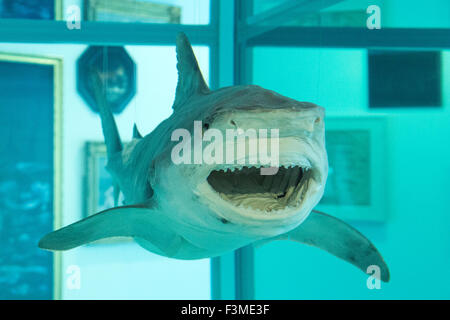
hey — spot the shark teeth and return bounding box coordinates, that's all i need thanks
[207,164,312,214]
[215,161,312,173]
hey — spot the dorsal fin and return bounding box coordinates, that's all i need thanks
[172,32,209,112]
[132,123,143,139]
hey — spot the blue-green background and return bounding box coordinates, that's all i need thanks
[0,0,449,300]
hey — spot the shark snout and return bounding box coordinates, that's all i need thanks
[204,104,324,140]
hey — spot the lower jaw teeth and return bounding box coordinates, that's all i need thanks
[209,164,310,213]
[283,186,295,203]
[217,185,306,213]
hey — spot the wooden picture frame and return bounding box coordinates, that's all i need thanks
[315,115,388,222]
[84,0,181,24]
[0,53,63,299]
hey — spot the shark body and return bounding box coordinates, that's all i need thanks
[39,33,389,282]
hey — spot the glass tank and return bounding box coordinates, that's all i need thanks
[0,0,449,301]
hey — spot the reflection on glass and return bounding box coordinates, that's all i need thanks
[250,0,450,29]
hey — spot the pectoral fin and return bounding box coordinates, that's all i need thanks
[38,204,181,256]
[279,210,390,282]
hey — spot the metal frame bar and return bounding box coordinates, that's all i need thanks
[234,0,253,86]
[210,0,238,301]
[247,27,450,49]
[233,0,255,301]
[0,19,216,45]
[208,0,220,92]
[235,246,254,299]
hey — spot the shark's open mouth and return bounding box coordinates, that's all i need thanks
[207,165,310,212]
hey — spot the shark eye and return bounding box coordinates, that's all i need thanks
[230,120,237,127]
[202,123,210,137]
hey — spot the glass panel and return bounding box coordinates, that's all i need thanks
[0,42,211,299]
[0,0,210,25]
[252,46,450,298]
[250,0,450,29]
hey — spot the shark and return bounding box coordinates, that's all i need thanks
[39,33,389,282]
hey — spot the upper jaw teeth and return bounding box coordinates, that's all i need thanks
[213,157,312,171]
[214,162,312,172]
[206,163,313,213]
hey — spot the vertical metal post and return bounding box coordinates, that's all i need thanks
[210,0,239,300]
[234,0,255,300]
[234,0,253,86]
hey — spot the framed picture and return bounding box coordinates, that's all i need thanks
[0,53,63,299]
[84,0,181,23]
[77,46,136,114]
[315,116,388,222]
[369,51,442,108]
[0,0,62,20]
[84,142,130,245]
[84,142,125,217]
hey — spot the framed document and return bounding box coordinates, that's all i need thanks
[0,53,63,299]
[316,115,388,222]
[369,51,442,108]
[84,0,181,23]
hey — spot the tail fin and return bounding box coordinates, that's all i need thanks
[90,68,123,158]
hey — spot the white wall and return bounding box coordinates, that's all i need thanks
[0,43,211,299]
